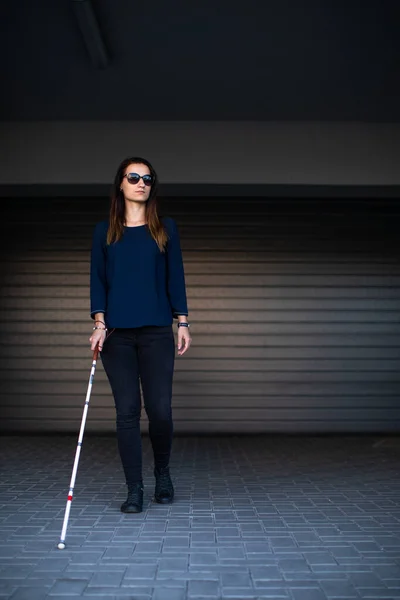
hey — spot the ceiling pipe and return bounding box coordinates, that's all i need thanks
[72,0,110,69]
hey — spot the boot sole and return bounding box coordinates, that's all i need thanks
[153,496,174,504]
[120,505,142,513]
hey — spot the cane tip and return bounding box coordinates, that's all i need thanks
[57,542,66,550]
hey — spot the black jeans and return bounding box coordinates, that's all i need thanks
[101,326,175,486]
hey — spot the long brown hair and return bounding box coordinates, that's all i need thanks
[107,156,168,252]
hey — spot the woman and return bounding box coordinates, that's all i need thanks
[89,156,191,514]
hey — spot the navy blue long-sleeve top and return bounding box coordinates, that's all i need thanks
[90,217,188,328]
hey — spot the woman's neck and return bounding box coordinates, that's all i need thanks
[124,205,146,226]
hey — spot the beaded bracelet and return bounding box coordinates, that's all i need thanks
[93,326,107,332]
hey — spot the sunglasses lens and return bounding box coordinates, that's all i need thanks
[127,173,140,184]
[142,175,153,186]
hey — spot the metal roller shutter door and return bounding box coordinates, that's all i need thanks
[0,195,399,433]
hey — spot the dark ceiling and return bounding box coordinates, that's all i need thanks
[2,0,400,121]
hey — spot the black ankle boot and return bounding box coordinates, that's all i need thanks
[120,482,144,513]
[154,466,174,504]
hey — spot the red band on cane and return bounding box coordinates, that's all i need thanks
[67,495,73,502]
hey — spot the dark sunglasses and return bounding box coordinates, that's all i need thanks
[123,172,153,186]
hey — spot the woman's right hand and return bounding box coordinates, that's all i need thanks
[90,328,107,352]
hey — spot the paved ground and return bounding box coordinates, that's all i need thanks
[0,434,400,599]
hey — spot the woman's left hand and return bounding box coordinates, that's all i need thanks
[177,327,192,356]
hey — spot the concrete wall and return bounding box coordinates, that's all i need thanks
[2,121,399,186]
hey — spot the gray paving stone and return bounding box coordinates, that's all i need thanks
[252,588,292,598]
[218,546,245,559]
[359,539,389,551]
[0,546,23,558]
[278,558,311,572]
[250,566,283,580]
[0,584,16,599]
[290,588,328,600]
[167,519,191,529]
[245,542,271,553]
[221,572,252,587]
[163,571,219,581]
[158,557,188,571]
[134,542,163,553]
[4,516,35,526]
[84,587,152,597]
[74,564,126,573]
[86,531,114,542]
[142,522,167,533]
[48,579,88,595]
[20,576,55,587]
[87,571,124,587]
[102,546,135,560]
[303,552,338,565]
[152,589,187,600]
[372,561,400,580]
[329,546,361,558]
[163,537,190,548]
[190,532,215,543]
[114,597,150,600]
[386,580,400,589]
[348,572,388,587]
[188,579,220,596]
[124,564,157,579]
[35,558,70,572]
[8,589,48,600]
[320,580,360,597]
[358,590,400,598]
[143,579,186,589]
[269,537,297,548]
[113,527,141,538]
[220,588,259,598]
[58,570,93,580]
[189,553,217,566]
[0,566,34,579]
[69,551,104,564]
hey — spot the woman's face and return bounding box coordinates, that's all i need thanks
[120,163,152,203]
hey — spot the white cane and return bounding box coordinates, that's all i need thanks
[57,346,99,549]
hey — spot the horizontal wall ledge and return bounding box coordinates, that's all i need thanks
[1,184,400,198]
